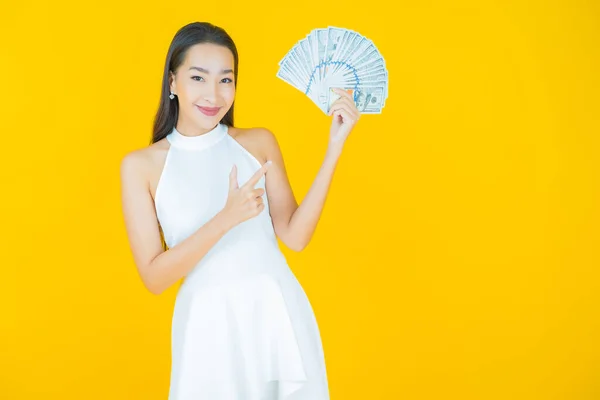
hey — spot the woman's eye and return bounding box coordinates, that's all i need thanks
[192,76,204,81]
[222,78,233,83]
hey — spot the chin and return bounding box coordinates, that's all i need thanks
[194,114,223,128]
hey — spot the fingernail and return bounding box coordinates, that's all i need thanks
[266,160,272,165]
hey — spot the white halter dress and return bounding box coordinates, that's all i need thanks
[154,123,330,400]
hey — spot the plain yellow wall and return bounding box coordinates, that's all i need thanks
[2,0,599,398]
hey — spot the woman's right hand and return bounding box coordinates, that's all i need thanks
[220,161,272,228]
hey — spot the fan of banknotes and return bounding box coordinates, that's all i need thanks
[276,26,388,115]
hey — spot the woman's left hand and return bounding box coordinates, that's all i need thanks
[327,88,360,154]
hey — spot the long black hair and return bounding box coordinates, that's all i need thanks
[151,22,239,144]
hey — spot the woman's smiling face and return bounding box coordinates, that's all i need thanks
[169,43,236,133]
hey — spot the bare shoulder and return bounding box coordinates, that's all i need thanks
[227,126,280,164]
[120,138,170,200]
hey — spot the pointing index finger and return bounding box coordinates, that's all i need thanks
[242,160,272,190]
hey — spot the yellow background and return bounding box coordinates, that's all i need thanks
[1,0,599,398]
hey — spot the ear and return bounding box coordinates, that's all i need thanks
[169,71,176,94]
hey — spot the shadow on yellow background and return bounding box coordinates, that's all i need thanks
[1,0,599,399]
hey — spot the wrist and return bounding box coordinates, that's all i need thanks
[325,145,343,162]
[213,210,235,235]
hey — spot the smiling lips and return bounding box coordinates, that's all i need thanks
[196,105,221,116]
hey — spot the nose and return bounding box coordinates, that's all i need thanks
[202,81,219,104]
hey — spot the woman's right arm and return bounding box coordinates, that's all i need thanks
[119,151,271,295]
[119,151,233,295]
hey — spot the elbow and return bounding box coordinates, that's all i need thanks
[147,284,164,296]
[147,279,168,296]
[287,238,309,252]
[137,259,170,295]
[141,273,165,296]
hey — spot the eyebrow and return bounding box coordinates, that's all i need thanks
[189,66,234,74]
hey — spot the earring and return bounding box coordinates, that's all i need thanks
[169,92,175,100]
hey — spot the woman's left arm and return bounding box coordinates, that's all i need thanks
[262,88,360,251]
